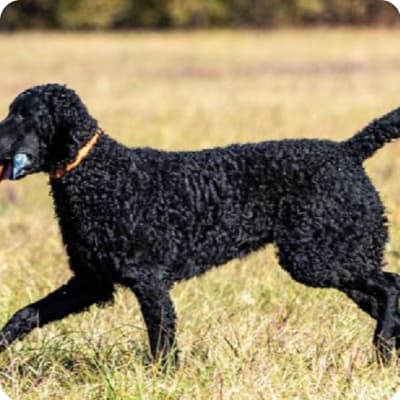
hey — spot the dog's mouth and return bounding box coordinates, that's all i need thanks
[0,160,14,182]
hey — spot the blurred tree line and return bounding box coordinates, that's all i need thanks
[1,0,398,29]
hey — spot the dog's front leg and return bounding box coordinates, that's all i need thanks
[0,276,113,351]
[127,279,177,364]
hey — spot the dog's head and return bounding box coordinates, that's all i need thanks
[0,84,97,181]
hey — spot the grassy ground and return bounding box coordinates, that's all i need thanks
[0,29,400,399]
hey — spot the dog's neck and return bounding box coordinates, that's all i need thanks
[51,128,102,179]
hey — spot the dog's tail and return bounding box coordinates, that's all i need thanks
[343,107,400,162]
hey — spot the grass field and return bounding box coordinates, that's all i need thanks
[0,29,400,399]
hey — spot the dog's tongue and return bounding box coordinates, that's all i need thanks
[0,162,13,182]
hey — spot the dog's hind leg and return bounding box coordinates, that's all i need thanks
[342,273,400,322]
[276,233,400,361]
[341,272,400,360]
[343,288,380,318]
[127,279,177,364]
[275,186,400,361]
[0,276,113,351]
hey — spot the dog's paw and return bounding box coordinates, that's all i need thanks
[375,334,396,364]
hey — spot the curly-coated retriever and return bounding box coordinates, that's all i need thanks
[0,83,399,363]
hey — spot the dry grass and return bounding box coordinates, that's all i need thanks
[0,29,399,399]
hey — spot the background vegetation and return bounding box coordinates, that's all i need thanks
[0,29,399,399]
[1,0,400,29]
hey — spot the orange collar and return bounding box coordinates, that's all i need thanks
[52,129,101,179]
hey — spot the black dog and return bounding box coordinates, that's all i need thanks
[0,83,399,363]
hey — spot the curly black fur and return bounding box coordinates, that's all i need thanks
[0,83,400,363]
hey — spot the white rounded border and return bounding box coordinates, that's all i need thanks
[384,0,400,13]
[0,386,11,400]
[391,390,400,400]
[0,1,19,18]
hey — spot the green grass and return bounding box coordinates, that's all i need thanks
[0,29,400,399]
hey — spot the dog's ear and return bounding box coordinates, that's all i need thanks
[46,93,97,171]
[29,84,98,172]
[47,124,92,172]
